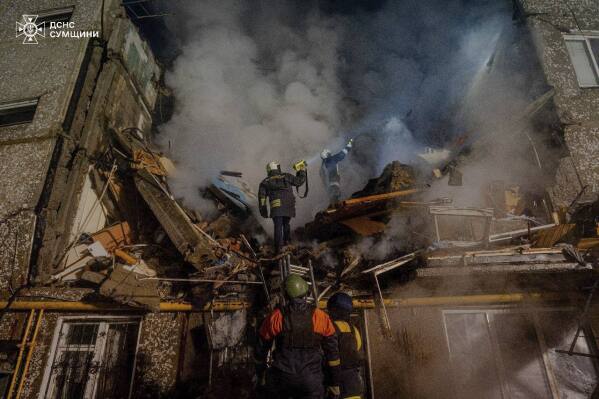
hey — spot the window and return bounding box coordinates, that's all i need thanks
[564,34,599,87]
[39,317,140,399]
[35,6,74,25]
[429,206,494,247]
[0,99,38,127]
[443,309,598,398]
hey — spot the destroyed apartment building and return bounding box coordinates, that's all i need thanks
[0,0,598,398]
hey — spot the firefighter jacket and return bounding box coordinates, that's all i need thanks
[332,319,364,369]
[258,299,341,381]
[321,145,350,188]
[258,170,306,218]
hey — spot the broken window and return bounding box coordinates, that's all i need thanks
[444,309,598,398]
[429,206,493,247]
[39,317,140,399]
[35,6,75,25]
[564,34,599,88]
[0,99,38,127]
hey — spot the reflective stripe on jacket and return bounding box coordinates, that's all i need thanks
[258,170,306,218]
[259,301,341,375]
[333,320,364,369]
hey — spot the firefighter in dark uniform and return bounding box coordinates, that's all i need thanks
[327,292,364,399]
[256,275,341,399]
[258,161,307,253]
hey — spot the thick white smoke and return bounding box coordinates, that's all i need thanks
[159,0,347,224]
[158,0,554,232]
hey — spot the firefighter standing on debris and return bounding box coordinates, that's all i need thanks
[256,275,342,399]
[327,292,365,399]
[321,139,353,204]
[258,161,307,253]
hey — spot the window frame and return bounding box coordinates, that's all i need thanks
[37,315,142,399]
[564,33,599,88]
[0,98,38,127]
[441,307,599,399]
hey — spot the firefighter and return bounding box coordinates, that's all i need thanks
[327,292,365,399]
[256,275,341,399]
[320,139,353,204]
[258,161,307,253]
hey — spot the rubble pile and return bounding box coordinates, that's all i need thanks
[51,124,599,316]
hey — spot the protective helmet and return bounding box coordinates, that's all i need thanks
[285,274,309,298]
[266,161,281,174]
[327,292,353,312]
[320,149,331,160]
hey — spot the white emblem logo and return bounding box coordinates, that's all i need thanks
[16,15,45,44]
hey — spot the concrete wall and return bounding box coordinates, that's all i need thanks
[519,0,599,208]
[0,0,104,292]
[0,0,160,283]
[0,308,184,399]
[32,17,157,281]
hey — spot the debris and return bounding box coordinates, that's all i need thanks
[131,149,170,176]
[134,169,218,269]
[486,181,525,215]
[56,244,94,280]
[533,223,576,247]
[208,173,257,214]
[91,222,133,252]
[352,161,416,197]
[340,217,386,236]
[87,241,109,258]
[488,223,557,243]
[80,270,107,285]
[114,248,138,265]
[429,206,494,247]
[99,264,160,311]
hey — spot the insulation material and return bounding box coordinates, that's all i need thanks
[68,172,107,244]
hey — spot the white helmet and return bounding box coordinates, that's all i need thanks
[320,149,331,159]
[266,161,280,174]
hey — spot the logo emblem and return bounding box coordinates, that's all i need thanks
[16,15,45,44]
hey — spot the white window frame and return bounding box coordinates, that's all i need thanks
[564,32,599,88]
[37,315,142,399]
[441,307,596,399]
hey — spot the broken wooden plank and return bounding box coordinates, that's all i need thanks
[533,224,576,247]
[134,169,216,270]
[340,217,386,236]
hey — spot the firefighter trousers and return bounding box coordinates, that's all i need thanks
[273,216,291,253]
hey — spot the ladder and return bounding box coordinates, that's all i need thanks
[279,254,319,303]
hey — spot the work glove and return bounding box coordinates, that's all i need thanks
[327,385,341,399]
[346,138,353,149]
[259,206,268,219]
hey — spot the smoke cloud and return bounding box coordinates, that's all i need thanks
[159,0,347,223]
[158,0,553,228]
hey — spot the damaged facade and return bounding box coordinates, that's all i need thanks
[0,1,598,399]
[0,1,190,397]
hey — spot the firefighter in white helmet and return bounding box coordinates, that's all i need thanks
[321,139,353,205]
[258,161,306,253]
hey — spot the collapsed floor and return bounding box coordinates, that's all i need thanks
[1,1,599,398]
[32,123,599,397]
